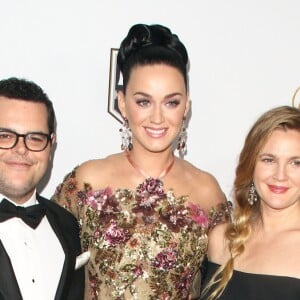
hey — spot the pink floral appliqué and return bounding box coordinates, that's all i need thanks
[104,220,131,246]
[152,248,178,271]
[135,178,165,210]
[188,203,209,228]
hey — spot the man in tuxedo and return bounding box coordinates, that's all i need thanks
[0,77,85,300]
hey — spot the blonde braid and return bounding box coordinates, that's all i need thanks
[203,201,255,299]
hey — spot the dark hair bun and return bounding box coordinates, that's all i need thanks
[117,24,188,72]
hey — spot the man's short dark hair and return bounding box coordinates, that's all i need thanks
[0,77,56,134]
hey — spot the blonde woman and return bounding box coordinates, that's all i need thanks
[201,106,300,300]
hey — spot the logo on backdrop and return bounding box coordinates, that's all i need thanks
[108,52,300,118]
[292,85,300,108]
[108,48,123,123]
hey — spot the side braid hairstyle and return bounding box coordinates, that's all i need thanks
[203,105,300,299]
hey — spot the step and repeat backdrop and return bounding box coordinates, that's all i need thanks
[0,0,299,199]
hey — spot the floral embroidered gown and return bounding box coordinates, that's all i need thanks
[52,168,231,300]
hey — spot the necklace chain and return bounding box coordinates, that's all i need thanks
[125,152,175,179]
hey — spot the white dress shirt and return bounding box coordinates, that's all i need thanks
[0,192,64,300]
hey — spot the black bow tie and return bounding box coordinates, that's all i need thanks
[0,198,46,229]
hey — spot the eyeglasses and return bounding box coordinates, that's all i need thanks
[0,129,52,152]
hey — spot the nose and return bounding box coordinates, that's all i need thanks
[150,104,164,124]
[12,136,28,155]
[273,163,288,181]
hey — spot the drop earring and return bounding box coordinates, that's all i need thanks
[119,118,133,151]
[248,182,258,205]
[177,119,187,158]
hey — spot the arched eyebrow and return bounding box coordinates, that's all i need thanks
[133,92,184,98]
[258,153,300,160]
[258,153,275,158]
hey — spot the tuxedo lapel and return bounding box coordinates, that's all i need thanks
[0,240,23,300]
[37,196,76,300]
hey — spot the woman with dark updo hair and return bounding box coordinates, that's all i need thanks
[52,23,231,299]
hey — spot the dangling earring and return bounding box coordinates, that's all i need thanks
[119,118,133,151]
[177,119,187,158]
[248,182,258,205]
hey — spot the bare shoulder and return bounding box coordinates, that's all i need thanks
[75,153,123,189]
[207,222,230,264]
[177,159,226,209]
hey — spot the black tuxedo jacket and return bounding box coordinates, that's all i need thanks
[0,194,84,300]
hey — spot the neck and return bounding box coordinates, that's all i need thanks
[1,190,35,205]
[125,150,175,179]
[258,203,300,232]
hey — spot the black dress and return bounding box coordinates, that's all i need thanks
[201,260,300,300]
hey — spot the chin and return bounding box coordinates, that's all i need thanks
[148,147,170,153]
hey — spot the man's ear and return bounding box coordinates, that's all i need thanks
[50,133,56,145]
[49,133,56,161]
